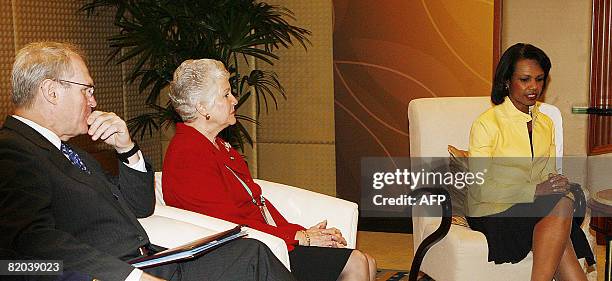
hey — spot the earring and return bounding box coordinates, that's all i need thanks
[205,114,210,120]
[504,84,509,90]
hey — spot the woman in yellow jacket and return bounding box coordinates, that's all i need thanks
[466,43,594,281]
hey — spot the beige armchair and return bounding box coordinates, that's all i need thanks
[407,96,595,281]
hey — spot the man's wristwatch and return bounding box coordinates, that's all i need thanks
[117,143,140,163]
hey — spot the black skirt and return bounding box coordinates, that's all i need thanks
[467,194,595,265]
[289,246,352,281]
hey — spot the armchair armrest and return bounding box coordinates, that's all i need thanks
[152,205,236,231]
[569,182,586,231]
[138,215,223,249]
[408,187,452,281]
[142,205,291,269]
[255,179,359,248]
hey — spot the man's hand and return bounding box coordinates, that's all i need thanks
[87,111,134,152]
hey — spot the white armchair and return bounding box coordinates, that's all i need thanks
[407,97,594,281]
[137,172,359,270]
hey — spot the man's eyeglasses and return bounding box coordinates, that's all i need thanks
[56,79,95,98]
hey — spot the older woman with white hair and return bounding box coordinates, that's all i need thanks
[162,59,376,281]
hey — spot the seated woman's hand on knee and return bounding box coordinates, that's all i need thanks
[536,173,570,196]
[295,227,348,248]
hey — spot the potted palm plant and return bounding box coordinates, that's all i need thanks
[80,0,311,150]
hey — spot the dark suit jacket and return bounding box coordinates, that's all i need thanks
[0,116,155,281]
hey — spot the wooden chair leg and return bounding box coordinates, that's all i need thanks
[408,187,452,281]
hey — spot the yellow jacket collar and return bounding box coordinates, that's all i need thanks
[500,96,541,122]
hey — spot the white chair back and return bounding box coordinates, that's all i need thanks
[408,97,492,156]
[154,171,166,206]
[408,97,563,172]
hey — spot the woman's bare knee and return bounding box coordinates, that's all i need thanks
[364,252,376,268]
[364,252,377,281]
[348,250,368,269]
[339,250,369,281]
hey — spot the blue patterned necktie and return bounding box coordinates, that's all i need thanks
[60,143,89,172]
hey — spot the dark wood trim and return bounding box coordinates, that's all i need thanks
[408,187,452,281]
[493,0,503,73]
[588,0,612,155]
[589,143,612,155]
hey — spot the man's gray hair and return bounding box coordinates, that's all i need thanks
[11,42,84,108]
[170,59,230,121]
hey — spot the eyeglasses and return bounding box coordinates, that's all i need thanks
[56,79,95,98]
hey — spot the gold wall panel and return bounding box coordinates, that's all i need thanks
[257,0,335,143]
[0,0,15,124]
[257,143,336,196]
[255,0,336,194]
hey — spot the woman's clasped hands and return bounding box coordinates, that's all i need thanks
[295,220,348,248]
[535,173,570,196]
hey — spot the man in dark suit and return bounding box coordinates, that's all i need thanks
[0,42,295,281]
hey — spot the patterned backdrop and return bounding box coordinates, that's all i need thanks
[333,0,494,202]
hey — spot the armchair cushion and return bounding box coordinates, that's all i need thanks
[138,215,228,249]
[447,145,469,217]
[448,145,469,159]
[420,222,534,281]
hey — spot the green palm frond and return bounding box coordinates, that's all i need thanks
[127,103,182,140]
[81,0,310,150]
[241,70,285,115]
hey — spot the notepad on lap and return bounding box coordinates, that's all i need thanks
[129,225,247,268]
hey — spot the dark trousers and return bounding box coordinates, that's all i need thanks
[17,239,293,281]
[144,239,295,281]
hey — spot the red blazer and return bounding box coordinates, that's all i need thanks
[162,123,305,250]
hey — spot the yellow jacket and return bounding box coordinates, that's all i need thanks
[467,96,556,217]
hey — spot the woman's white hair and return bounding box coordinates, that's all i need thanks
[169,59,230,121]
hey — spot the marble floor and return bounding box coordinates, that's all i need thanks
[356,231,607,281]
